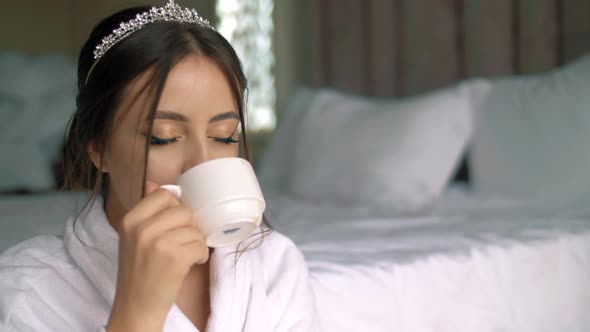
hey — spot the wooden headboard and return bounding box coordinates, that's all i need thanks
[310,0,590,97]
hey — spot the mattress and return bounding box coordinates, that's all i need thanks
[265,189,590,332]
[0,191,87,252]
[1,190,589,331]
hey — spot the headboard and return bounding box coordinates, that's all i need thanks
[310,0,590,96]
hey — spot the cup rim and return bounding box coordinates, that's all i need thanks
[178,157,251,180]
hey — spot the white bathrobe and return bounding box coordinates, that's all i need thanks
[0,197,321,331]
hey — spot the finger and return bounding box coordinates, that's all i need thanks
[181,240,210,265]
[138,207,200,242]
[144,180,160,195]
[123,189,181,230]
[158,225,206,247]
[152,227,209,265]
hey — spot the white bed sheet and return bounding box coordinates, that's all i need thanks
[265,189,590,332]
[0,191,87,252]
[1,190,589,331]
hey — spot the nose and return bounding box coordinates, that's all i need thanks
[181,138,210,172]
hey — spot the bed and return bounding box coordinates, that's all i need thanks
[2,53,590,331]
[254,53,590,331]
[1,188,589,331]
[269,190,590,332]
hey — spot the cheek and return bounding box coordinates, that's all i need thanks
[137,132,241,186]
[103,136,146,208]
[209,141,240,159]
[147,141,240,182]
[232,144,240,158]
[146,149,184,185]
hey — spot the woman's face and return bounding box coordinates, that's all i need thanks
[91,55,240,225]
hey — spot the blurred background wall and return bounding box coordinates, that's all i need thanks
[309,0,590,97]
[3,0,590,113]
[2,0,590,171]
[0,0,309,118]
[0,0,216,55]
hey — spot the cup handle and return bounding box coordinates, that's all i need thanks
[160,184,182,199]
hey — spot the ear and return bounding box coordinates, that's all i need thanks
[87,140,108,173]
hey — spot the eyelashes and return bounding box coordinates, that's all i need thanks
[213,136,240,144]
[150,136,179,145]
[148,135,240,146]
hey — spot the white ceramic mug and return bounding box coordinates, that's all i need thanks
[161,157,265,248]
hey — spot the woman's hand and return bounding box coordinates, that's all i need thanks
[106,181,208,332]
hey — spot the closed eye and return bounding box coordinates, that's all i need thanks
[150,136,179,145]
[211,135,239,144]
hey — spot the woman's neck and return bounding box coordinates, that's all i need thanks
[103,192,127,233]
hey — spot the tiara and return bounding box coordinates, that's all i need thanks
[85,0,214,84]
[93,0,214,60]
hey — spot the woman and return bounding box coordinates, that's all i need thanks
[0,1,320,331]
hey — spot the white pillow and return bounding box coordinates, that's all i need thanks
[257,88,317,193]
[0,98,54,192]
[470,54,590,199]
[0,53,76,192]
[287,84,477,213]
[0,141,55,192]
[0,53,75,100]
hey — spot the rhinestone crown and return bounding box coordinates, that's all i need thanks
[93,0,214,61]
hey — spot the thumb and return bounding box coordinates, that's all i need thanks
[144,180,160,195]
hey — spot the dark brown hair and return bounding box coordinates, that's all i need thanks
[62,6,271,233]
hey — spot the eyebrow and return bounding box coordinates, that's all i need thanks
[209,111,239,123]
[154,110,189,122]
[152,110,238,123]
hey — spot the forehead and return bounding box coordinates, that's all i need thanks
[117,54,236,124]
[159,55,236,115]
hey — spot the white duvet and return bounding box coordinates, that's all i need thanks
[1,190,590,331]
[266,190,590,332]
